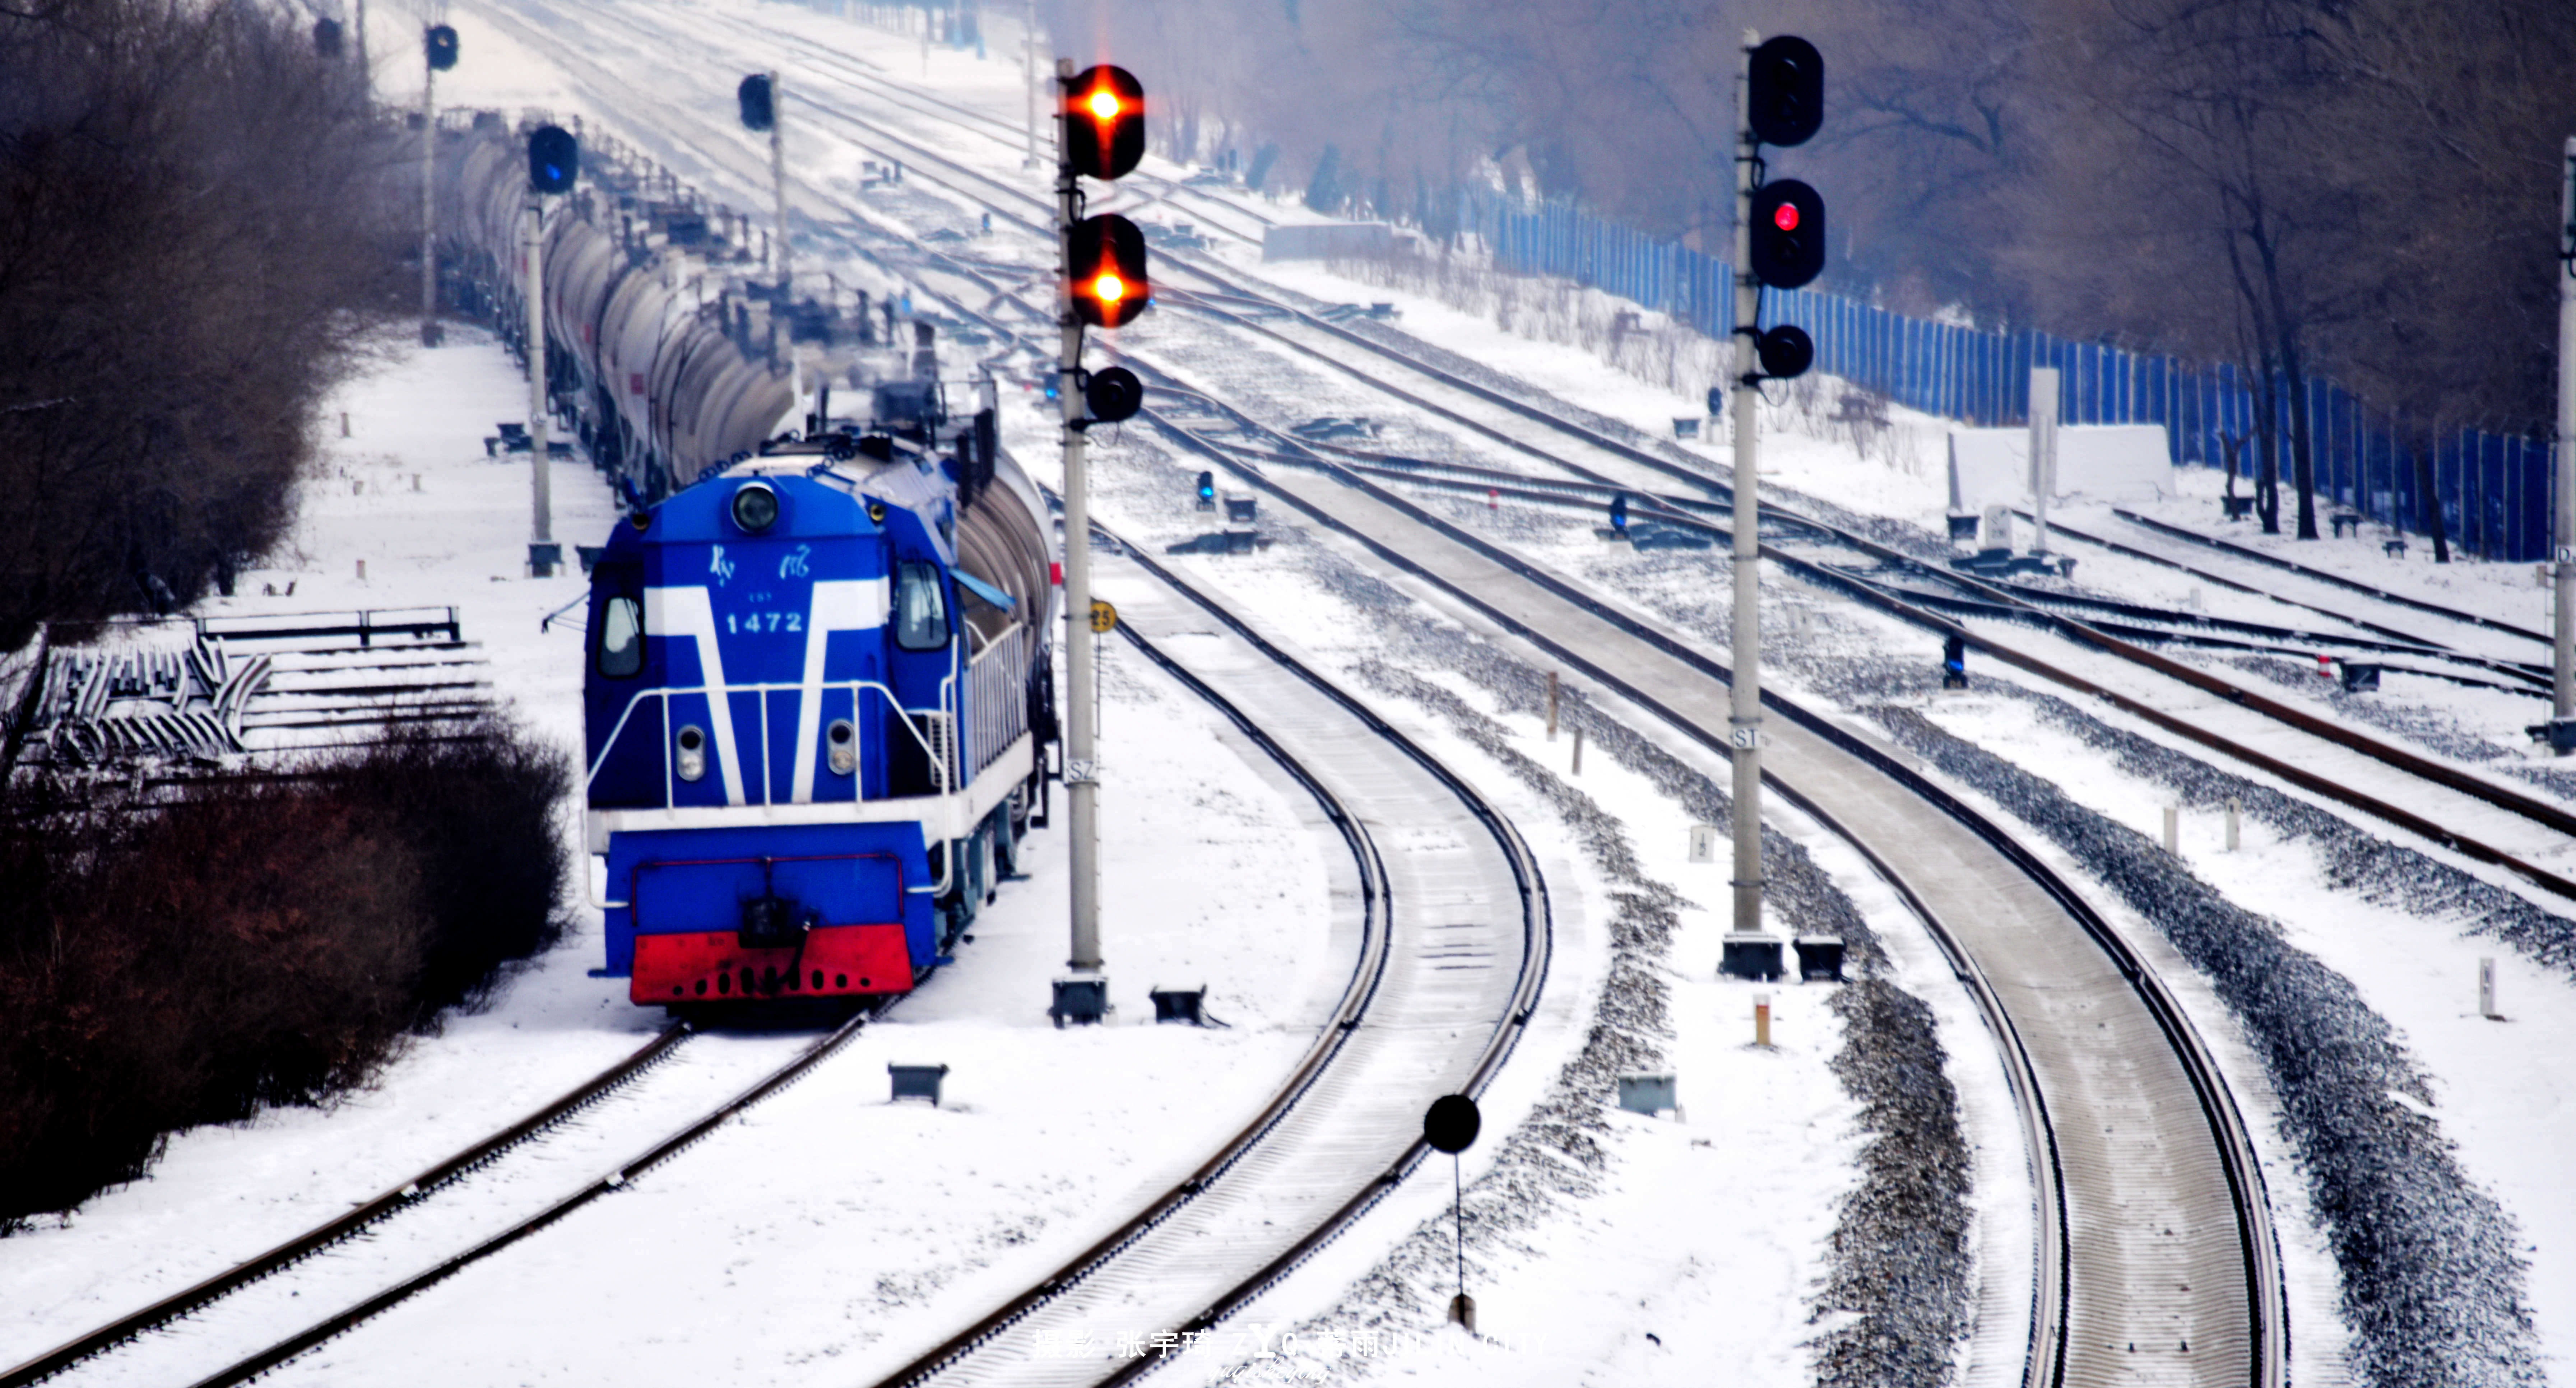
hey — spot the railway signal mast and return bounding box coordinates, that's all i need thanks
[524,125,577,578]
[1721,33,1823,979]
[1055,60,1150,1014]
[420,24,457,347]
[737,74,790,291]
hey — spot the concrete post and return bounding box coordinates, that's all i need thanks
[1725,31,1772,952]
[1055,59,1101,977]
[770,71,791,292]
[526,192,553,566]
[2029,367,2060,556]
[419,61,438,347]
[1022,0,1039,167]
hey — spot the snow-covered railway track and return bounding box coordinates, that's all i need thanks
[854,515,1550,1387]
[433,14,2288,1379]
[1132,413,2287,1388]
[0,1023,695,1388]
[602,25,2576,845]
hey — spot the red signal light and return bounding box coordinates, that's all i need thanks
[1773,202,1800,232]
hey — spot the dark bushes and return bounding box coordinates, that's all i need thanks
[0,0,409,649]
[0,719,571,1228]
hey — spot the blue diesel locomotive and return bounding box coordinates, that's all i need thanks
[582,404,1058,1007]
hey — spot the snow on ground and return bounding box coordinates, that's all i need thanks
[3,327,1346,1386]
[15,3,2575,1383]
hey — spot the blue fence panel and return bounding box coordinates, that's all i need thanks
[1466,187,2552,559]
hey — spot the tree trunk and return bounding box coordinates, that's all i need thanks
[2282,335,2320,539]
[2252,356,2283,534]
[2412,421,2451,563]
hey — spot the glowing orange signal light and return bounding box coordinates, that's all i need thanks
[1062,64,1145,181]
[1068,214,1149,327]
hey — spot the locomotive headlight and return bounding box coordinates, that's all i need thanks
[730,481,779,534]
[827,719,857,776]
[675,724,708,782]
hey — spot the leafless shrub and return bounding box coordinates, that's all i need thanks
[0,716,571,1227]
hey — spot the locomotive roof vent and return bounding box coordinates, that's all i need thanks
[730,480,780,534]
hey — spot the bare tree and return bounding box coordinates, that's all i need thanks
[0,0,405,648]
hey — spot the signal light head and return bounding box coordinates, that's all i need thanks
[1062,65,1146,181]
[1753,324,1815,381]
[1084,366,1144,425]
[1068,214,1150,328]
[528,125,579,195]
[424,24,458,71]
[1747,35,1823,148]
[738,74,776,133]
[1747,179,1826,289]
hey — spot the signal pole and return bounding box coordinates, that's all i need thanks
[769,70,791,292]
[2553,136,2576,750]
[419,54,438,346]
[1056,57,1103,977]
[1022,0,1039,167]
[526,188,553,572]
[1723,29,1774,965]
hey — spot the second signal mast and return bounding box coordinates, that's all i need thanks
[1052,59,1148,1023]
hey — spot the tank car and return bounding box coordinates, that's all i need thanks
[440,119,1045,1006]
[579,395,1058,1007]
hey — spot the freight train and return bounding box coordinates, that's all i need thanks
[443,118,1059,1008]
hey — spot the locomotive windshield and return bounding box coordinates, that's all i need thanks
[595,595,644,677]
[894,561,948,651]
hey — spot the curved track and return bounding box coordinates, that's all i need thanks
[440,9,2295,1382]
[858,515,1550,1387]
[672,38,2576,855]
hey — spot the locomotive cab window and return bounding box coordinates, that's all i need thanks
[595,594,644,677]
[894,561,949,651]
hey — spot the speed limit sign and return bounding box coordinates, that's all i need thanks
[1089,599,1118,633]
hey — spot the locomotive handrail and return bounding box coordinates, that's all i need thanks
[585,676,952,806]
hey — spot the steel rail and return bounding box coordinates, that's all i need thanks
[419,26,2271,1383]
[671,56,2576,893]
[182,1010,873,1388]
[1131,407,2284,1388]
[0,1023,692,1388]
[1151,387,2576,902]
[863,508,1549,1388]
[1238,439,2544,693]
[2113,507,2553,646]
[2015,509,2553,670]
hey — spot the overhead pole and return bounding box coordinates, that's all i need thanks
[769,70,791,292]
[418,46,438,346]
[2553,135,2576,751]
[1723,29,1774,965]
[1022,0,1039,167]
[1055,57,1102,977]
[526,183,553,572]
